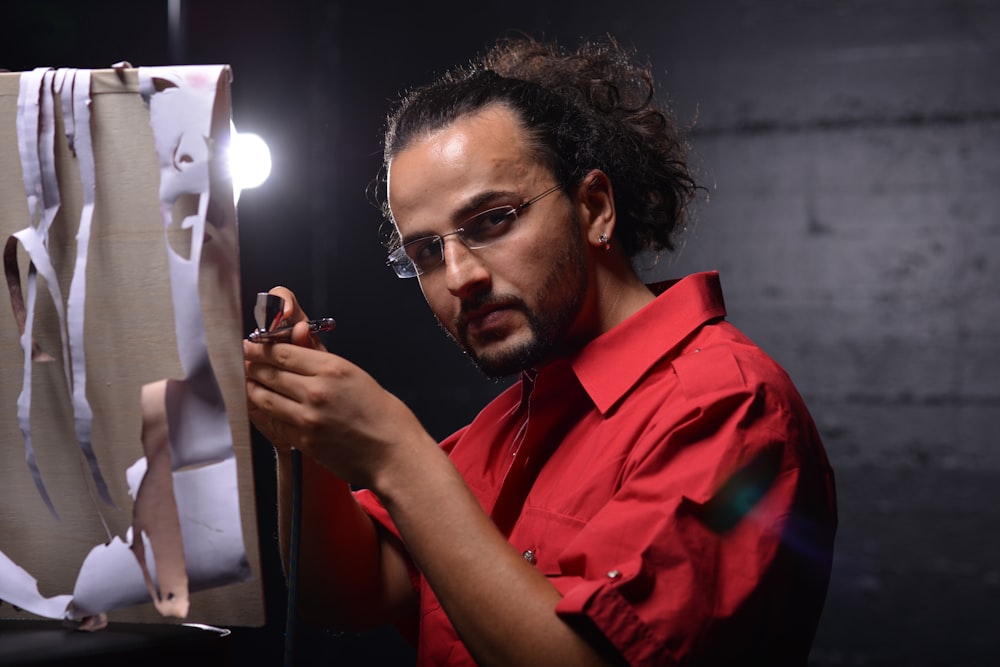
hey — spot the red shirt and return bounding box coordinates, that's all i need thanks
[356,271,837,665]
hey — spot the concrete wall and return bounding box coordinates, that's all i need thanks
[631,3,1000,664]
[4,1,998,664]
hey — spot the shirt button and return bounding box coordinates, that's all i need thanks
[607,570,621,579]
[522,550,537,565]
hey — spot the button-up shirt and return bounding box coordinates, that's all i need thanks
[356,271,837,665]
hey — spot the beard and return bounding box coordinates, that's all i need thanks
[454,232,589,378]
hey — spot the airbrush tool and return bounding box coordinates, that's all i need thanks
[248,292,335,343]
[245,291,327,664]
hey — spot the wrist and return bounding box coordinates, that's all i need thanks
[371,433,457,511]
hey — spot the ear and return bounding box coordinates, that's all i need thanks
[575,169,616,250]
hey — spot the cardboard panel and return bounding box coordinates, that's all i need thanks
[0,68,264,626]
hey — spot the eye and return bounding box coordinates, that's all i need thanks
[405,236,444,265]
[462,206,517,243]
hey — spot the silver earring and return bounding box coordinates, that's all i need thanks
[598,233,610,251]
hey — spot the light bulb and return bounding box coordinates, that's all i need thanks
[229,122,271,202]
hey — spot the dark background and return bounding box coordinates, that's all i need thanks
[2,1,998,665]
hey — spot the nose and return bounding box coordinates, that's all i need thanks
[442,236,490,298]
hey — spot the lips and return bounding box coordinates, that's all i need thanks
[464,304,509,335]
[459,299,519,340]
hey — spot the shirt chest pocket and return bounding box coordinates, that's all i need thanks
[510,506,588,576]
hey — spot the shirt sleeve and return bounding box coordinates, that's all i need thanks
[552,347,837,665]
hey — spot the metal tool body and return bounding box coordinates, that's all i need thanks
[248,292,335,343]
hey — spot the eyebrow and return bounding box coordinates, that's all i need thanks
[398,188,519,245]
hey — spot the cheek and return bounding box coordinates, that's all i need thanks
[511,216,581,285]
[419,279,459,328]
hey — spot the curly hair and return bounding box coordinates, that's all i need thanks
[381,35,697,257]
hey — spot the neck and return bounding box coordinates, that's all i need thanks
[598,271,656,333]
[593,263,655,334]
[543,252,655,366]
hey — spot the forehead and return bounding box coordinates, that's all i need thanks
[386,105,548,231]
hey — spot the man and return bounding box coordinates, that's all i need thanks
[244,36,837,666]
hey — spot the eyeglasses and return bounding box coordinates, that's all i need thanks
[386,184,563,278]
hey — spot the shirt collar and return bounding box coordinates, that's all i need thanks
[565,271,727,415]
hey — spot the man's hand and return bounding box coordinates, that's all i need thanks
[243,311,429,490]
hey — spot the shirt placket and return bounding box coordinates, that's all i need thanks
[489,365,581,537]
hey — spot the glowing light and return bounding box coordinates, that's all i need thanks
[229,122,271,202]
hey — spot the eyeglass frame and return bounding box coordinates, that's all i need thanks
[385,183,564,278]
